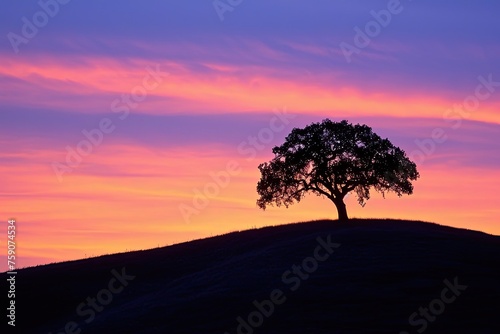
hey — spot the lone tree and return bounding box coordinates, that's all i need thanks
[256,119,419,220]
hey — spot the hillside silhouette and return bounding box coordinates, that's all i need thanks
[3,219,500,333]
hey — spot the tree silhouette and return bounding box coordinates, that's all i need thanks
[256,119,419,220]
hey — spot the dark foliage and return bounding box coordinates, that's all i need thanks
[257,119,419,219]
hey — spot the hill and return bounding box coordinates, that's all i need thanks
[2,219,500,333]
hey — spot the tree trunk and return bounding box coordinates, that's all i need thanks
[333,199,349,221]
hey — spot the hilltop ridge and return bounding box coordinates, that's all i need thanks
[3,219,500,333]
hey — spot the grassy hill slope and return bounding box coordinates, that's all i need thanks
[3,219,500,333]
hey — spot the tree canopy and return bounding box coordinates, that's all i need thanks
[256,119,420,220]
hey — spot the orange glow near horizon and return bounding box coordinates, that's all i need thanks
[1,138,499,271]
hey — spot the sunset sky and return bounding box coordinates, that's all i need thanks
[1,0,499,270]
